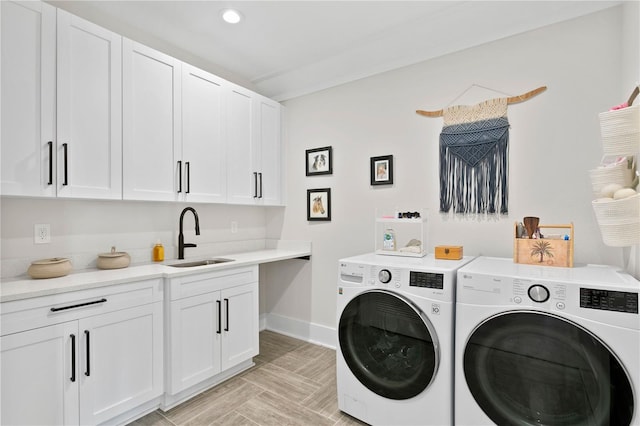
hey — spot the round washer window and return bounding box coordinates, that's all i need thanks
[338,290,438,400]
[464,311,634,425]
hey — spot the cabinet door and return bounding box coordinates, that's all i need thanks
[182,64,227,203]
[168,292,222,394]
[1,321,79,425]
[56,9,122,199]
[1,1,56,197]
[256,97,282,206]
[221,282,259,371]
[123,39,181,201]
[78,302,163,425]
[226,85,257,205]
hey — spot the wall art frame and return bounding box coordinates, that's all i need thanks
[305,146,333,176]
[307,188,331,221]
[370,155,393,185]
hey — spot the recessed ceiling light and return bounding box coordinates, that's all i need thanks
[221,9,242,24]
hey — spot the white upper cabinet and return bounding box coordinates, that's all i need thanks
[2,1,282,205]
[226,85,256,205]
[1,1,56,197]
[56,9,122,199]
[122,39,181,201]
[256,96,282,206]
[226,86,283,206]
[1,3,122,200]
[180,64,227,203]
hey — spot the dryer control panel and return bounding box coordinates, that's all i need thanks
[580,288,638,314]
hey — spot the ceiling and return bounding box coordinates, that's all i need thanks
[48,1,620,101]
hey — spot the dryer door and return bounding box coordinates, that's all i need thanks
[463,311,634,426]
[338,289,439,400]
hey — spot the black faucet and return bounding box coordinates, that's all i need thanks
[178,207,200,259]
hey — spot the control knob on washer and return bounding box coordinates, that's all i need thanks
[528,284,550,303]
[378,269,392,284]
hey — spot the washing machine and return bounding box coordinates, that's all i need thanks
[455,256,639,426]
[337,252,475,425]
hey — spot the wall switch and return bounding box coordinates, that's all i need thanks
[34,224,51,244]
[231,221,238,234]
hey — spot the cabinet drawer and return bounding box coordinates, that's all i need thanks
[168,266,257,301]
[1,278,163,336]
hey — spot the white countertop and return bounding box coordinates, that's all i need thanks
[1,244,311,303]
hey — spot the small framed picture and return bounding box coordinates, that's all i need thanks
[307,188,331,221]
[306,146,333,176]
[370,155,393,185]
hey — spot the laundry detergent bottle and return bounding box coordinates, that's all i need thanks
[383,228,396,251]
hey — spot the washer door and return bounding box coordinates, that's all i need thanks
[338,289,439,400]
[464,311,634,426]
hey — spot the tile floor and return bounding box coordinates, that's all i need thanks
[128,330,367,426]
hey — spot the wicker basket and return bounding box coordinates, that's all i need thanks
[588,161,634,197]
[599,105,640,156]
[591,194,640,247]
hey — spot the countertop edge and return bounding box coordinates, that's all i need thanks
[1,247,311,303]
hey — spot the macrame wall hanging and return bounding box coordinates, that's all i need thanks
[417,85,546,216]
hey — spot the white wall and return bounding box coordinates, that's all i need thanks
[264,5,638,340]
[1,198,271,278]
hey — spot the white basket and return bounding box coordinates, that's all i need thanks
[591,194,640,247]
[599,105,640,156]
[588,161,634,197]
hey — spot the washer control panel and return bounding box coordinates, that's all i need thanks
[378,269,392,284]
[371,267,444,291]
[410,271,444,290]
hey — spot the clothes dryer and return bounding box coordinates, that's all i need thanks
[455,256,639,425]
[337,253,474,425]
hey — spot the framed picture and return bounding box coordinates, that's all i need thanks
[306,146,333,176]
[307,188,331,221]
[370,155,393,185]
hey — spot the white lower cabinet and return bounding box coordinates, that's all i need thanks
[1,322,79,425]
[0,279,163,425]
[166,266,259,395]
[78,303,163,424]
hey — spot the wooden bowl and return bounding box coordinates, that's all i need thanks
[27,258,72,279]
[97,247,130,270]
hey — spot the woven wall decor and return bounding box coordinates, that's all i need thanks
[417,86,546,216]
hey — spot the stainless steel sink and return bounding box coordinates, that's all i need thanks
[168,258,234,268]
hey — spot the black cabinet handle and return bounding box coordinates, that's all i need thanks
[62,143,68,186]
[224,298,229,331]
[258,173,263,199]
[47,141,53,185]
[253,172,258,198]
[70,334,76,382]
[84,330,90,377]
[51,298,107,312]
[185,161,190,194]
[177,161,182,193]
[216,300,222,334]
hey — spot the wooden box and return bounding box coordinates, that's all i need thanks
[513,223,574,268]
[435,245,463,260]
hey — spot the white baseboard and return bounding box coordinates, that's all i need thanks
[260,312,336,349]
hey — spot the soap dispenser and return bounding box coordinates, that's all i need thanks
[152,240,164,262]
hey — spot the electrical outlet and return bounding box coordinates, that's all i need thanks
[34,224,51,244]
[231,221,238,234]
